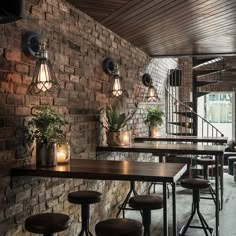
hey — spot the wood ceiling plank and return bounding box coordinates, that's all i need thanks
[67,0,236,56]
[101,0,151,24]
[132,4,236,52]
[109,0,186,32]
[67,0,130,21]
[140,17,236,52]
[140,18,236,51]
[103,0,170,27]
[122,0,236,41]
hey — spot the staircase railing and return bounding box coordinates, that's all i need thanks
[165,69,224,137]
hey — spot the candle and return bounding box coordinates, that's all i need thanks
[152,129,158,137]
[122,132,130,146]
[57,151,66,163]
[56,142,70,165]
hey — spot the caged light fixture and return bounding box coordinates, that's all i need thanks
[142,73,159,102]
[103,57,124,97]
[22,31,60,94]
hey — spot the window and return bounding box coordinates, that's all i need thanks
[204,93,232,123]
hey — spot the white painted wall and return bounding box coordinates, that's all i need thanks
[197,93,233,139]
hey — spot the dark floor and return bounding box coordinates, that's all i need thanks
[126,173,236,236]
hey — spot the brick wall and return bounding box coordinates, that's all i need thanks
[0,0,177,235]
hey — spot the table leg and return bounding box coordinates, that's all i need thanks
[163,182,168,236]
[116,181,138,218]
[172,183,177,236]
[215,155,220,236]
[159,155,164,163]
[220,154,224,210]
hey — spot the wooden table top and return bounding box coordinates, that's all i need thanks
[97,143,225,155]
[134,136,228,144]
[11,159,187,183]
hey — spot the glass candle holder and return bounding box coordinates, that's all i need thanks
[56,142,70,165]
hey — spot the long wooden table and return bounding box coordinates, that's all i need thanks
[11,159,187,236]
[134,135,228,144]
[97,143,225,236]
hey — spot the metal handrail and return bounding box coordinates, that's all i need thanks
[165,69,224,137]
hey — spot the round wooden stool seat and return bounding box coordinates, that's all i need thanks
[181,178,210,190]
[95,218,143,236]
[129,195,163,210]
[68,190,101,204]
[196,158,215,166]
[25,213,71,234]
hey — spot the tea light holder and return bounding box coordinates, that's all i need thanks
[56,142,70,165]
[122,131,131,146]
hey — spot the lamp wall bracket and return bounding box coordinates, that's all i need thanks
[142,73,153,87]
[22,31,41,58]
[103,57,116,75]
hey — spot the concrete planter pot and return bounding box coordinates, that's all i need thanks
[106,131,130,146]
[36,142,56,167]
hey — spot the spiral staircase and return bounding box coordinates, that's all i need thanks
[165,58,225,138]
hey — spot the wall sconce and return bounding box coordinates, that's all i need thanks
[142,73,159,102]
[103,57,123,97]
[22,31,60,94]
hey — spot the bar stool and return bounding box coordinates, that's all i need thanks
[179,178,213,236]
[95,218,143,236]
[196,158,216,205]
[129,195,163,236]
[25,212,71,236]
[68,190,101,236]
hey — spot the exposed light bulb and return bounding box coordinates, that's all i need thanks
[112,77,122,97]
[36,62,52,91]
[147,85,158,102]
[148,87,155,97]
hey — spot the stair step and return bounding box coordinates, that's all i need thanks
[193,70,222,76]
[192,57,218,67]
[196,92,209,97]
[195,80,217,87]
[168,133,194,136]
[168,122,193,128]
[174,111,194,118]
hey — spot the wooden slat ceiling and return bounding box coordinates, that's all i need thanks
[67,0,236,57]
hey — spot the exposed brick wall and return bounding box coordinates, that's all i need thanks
[0,0,177,235]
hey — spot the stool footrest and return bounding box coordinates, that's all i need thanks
[179,225,214,235]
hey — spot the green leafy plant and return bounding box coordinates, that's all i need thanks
[144,106,164,128]
[100,103,137,132]
[25,105,67,146]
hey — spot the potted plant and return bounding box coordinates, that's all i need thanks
[100,103,137,146]
[25,105,67,167]
[144,106,164,137]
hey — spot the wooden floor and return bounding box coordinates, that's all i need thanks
[126,172,236,236]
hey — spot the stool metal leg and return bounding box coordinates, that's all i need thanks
[199,164,217,207]
[78,204,93,236]
[116,181,139,218]
[179,189,213,236]
[142,210,151,236]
